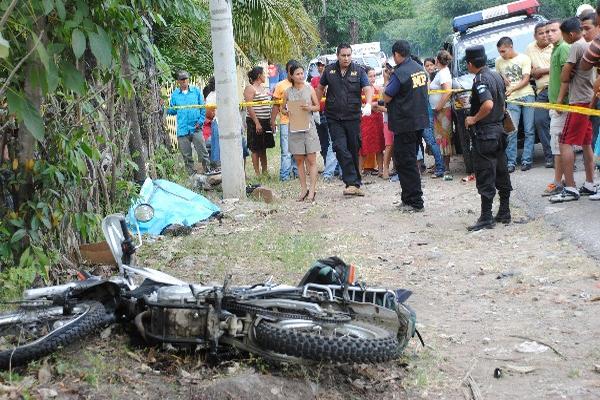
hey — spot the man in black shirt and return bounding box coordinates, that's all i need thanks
[383,40,430,212]
[317,44,374,197]
[464,45,513,231]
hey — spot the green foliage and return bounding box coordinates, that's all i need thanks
[232,0,320,63]
[303,0,413,52]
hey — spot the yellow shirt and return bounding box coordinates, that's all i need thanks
[272,79,292,125]
[525,41,553,92]
[495,53,535,101]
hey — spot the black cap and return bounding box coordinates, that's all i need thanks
[316,60,325,66]
[176,70,190,80]
[465,45,486,62]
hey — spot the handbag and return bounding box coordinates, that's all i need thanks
[503,110,515,134]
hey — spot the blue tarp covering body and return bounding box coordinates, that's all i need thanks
[127,178,220,235]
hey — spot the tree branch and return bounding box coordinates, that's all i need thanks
[0,0,18,31]
[0,30,44,99]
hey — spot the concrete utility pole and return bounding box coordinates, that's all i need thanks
[209,0,246,199]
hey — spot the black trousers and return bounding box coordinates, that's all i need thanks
[393,130,424,209]
[328,118,361,187]
[456,110,474,174]
[472,132,513,201]
[316,113,330,162]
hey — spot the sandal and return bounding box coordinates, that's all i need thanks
[297,190,309,202]
[443,173,454,181]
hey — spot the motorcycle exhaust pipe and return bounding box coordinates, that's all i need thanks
[23,282,78,300]
[134,310,150,341]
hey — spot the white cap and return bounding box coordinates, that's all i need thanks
[576,4,594,17]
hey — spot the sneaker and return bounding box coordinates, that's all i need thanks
[590,192,600,201]
[521,164,532,171]
[579,182,597,196]
[549,187,580,203]
[545,160,554,168]
[508,165,516,173]
[461,174,475,182]
[542,183,563,197]
[343,186,365,196]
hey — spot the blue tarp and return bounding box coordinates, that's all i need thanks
[127,178,221,235]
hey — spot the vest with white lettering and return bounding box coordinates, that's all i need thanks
[387,58,430,134]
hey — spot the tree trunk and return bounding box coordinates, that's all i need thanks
[209,0,245,199]
[120,45,147,183]
[17,16,46,205]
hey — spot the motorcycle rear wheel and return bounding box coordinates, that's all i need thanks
[254,318,400,363]
[0,301,112,369]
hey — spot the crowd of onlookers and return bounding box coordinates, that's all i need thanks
[167,2,600,205]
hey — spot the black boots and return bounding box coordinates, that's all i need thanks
[494,192,511,224]
[468,196,495,231]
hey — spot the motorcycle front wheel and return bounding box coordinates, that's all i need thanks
[254,318,400,363]
[0,301,112,369]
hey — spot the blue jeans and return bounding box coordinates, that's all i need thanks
[422,113,445,175]
[506,95,535,167]
[210,120,220,163]
[279,124,298,181]
[322,140,340,178]
[534,89,552,163]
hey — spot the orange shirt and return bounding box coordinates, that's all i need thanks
[272,79,292,124]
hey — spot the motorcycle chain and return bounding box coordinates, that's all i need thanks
[223,301,351,323]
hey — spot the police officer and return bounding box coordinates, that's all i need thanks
[383,40,429,212]
[464,45,513,231]
[316,43,374,196]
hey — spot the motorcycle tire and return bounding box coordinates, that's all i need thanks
[254,318,400,363]
[0,301,112,369]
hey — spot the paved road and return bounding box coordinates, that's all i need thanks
[500,145,600,259]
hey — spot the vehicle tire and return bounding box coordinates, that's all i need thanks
[0,301,112,369]
[254,318,400,363]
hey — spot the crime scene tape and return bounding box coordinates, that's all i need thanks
[170,90,600,118]
[507,100,600,117]
[169,89,469,110]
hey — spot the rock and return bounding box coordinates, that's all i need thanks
[515,341,549,354]
[249,186,274,204]
[505,364,537,374]
[482,337,491,345]
[37,388,58,399]
[234,214,248,222]
[100,325,113,339]
[38,360,52,384]
[180,369,191,378]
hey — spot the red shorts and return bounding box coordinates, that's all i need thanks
[383,122,394,147]
[560,103,593,146]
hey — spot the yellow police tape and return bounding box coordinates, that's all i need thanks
[169,89,468,110]
[507,100,600,117]
[170,91,600,118]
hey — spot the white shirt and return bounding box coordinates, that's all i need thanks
[429,67,452,109]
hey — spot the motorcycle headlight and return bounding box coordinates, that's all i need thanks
[134,203,154,222]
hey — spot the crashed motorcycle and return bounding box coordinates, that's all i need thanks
[0,211,417,369]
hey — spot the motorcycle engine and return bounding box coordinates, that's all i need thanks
[144,286,212,345]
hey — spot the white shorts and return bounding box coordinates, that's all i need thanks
[549,110,567,155]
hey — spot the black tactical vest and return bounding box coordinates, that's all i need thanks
[324,61,363,121]
[471,67,506,140]
[387,58,430,134]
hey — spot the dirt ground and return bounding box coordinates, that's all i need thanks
[2,156,600,400]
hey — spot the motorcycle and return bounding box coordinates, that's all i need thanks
[0,209,418,369]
